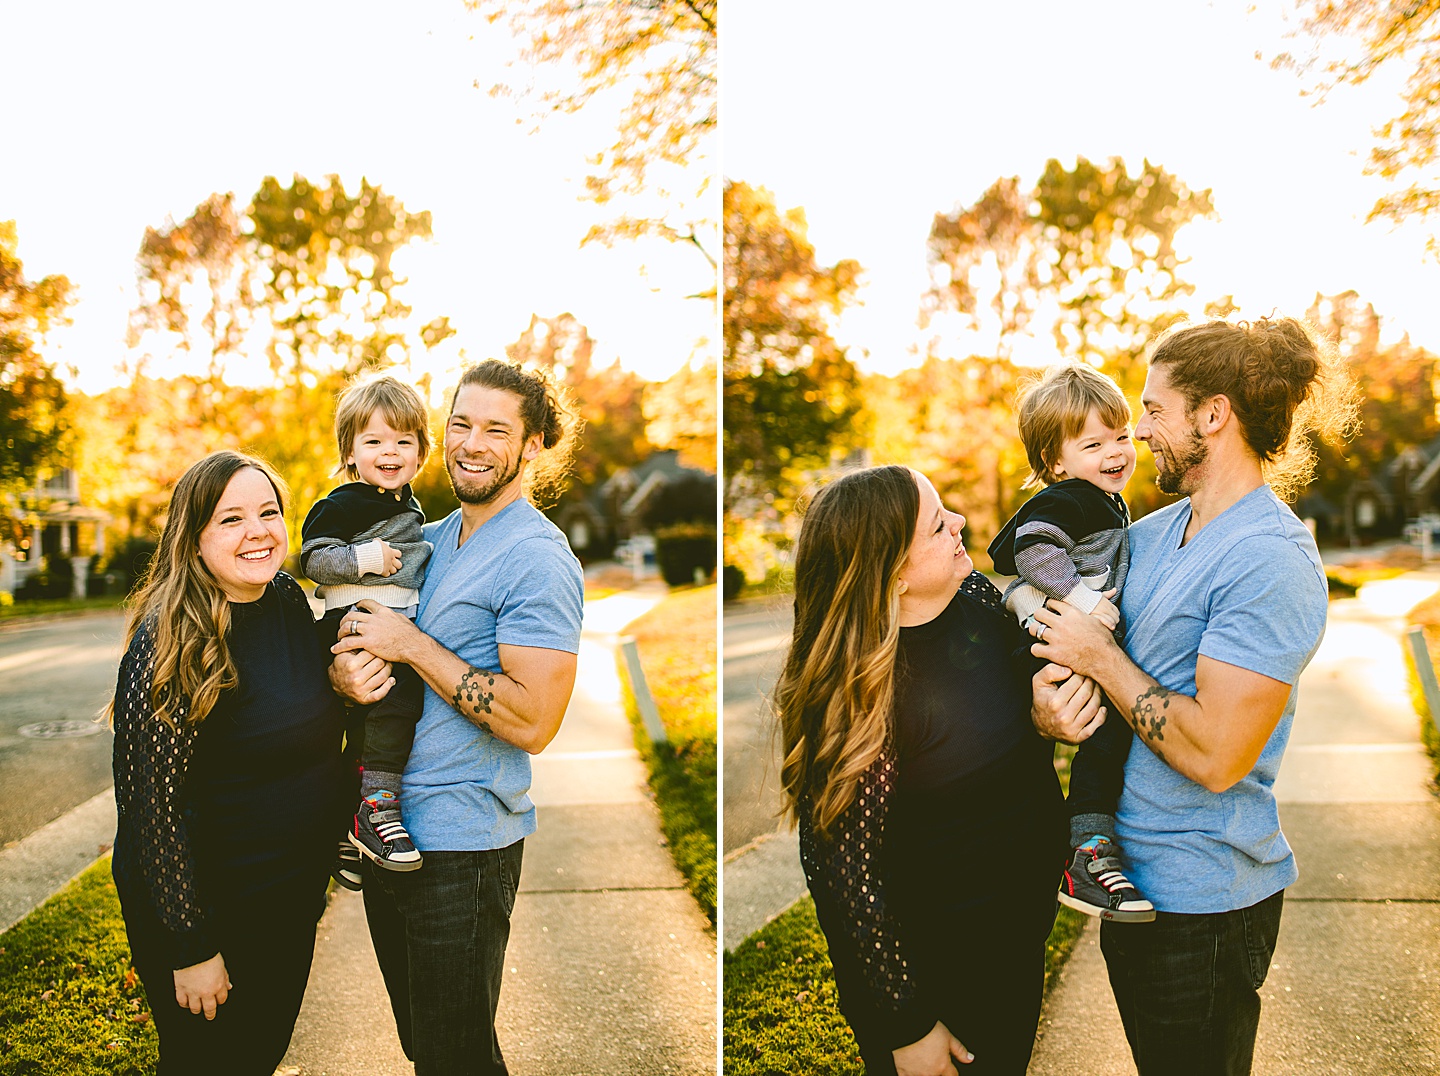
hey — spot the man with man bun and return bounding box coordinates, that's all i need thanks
[1031,318,1356,1075]
[329,359,584,1075]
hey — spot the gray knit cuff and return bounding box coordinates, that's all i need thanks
[1069,812,1117,848]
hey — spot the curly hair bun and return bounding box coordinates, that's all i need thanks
[1149,317,1359,501]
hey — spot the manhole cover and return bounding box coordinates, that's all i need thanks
[17,720,107,739]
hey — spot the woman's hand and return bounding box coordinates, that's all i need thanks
[1031,663,1106,744]
[893,1020,973,1075]
[173,952,231,1020]
[328,648,395,704]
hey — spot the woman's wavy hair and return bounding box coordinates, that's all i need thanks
[451,359,581,509]
[1149,318,1360,501]
[106,450,289,730]
[774,465,919,838]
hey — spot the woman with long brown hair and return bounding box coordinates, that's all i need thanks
[776,464,1094,1076]
[108,450,350,1074]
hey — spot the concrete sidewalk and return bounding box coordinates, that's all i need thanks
[281,583,717,1074]
[1029,569,1440,1074]
[0,585,717,1075]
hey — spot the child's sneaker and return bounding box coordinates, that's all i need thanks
[1058,838,1155,922]
[350,791,423,872]
[331,837,364,891]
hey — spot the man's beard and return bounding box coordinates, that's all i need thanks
[1155,427,1208,496]
[449,453,522,505]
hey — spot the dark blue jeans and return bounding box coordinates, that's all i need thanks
[363,843,525,1076]
[1100,889,1285,1076]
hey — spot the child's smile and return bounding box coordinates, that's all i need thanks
[349,412,422,492]
[1052,408,1137,494]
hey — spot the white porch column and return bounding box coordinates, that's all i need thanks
[70,556,91,599]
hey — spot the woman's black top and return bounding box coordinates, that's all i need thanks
[798,571,1066,1051]
[111,573,349,969]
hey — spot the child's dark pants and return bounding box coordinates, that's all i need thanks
[319,607,424,774]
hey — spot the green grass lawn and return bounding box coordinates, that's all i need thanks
[0,857,158,1074]
[1403,589,1440,788]
[618,583,718,923]
[0,595,125,621]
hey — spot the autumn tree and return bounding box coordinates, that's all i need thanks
[644,355,717,472]
[1276,1,1440,247]
[505,312,651,500]
[75,375,263,543]
[471,0,717,274]
[127,175,444,537]
[131,175,438,383]
[0,221,72,496]
[1303,290,1440,532]
[722,180,863,502]
[866,357,1028,551]
[925,157,1214,398]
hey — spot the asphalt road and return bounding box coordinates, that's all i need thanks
[0,612,124,846]
[721,595,792,854]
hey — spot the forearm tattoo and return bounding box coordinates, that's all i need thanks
[453,666,498,735]
[1132,683,1179,762]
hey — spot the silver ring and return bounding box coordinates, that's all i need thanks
[1037,623,1047,642]
[349,619,361,637]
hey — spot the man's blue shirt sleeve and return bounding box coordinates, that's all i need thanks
[1197,534,1326,685]
[494,535,584,654]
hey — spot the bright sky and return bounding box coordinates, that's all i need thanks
[4,0,715,395]
[724,0,1440,375]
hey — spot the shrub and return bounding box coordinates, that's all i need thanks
[722,563,745,601]
[102,537,158,594]
[643,473,717,529]
[15,554,75,600]
[654,523,716,586]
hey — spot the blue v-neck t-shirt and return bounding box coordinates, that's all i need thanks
[401,499,584,851]
[1114,485,1327,914]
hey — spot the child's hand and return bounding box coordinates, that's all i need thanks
[1090,595,1120,630]
[380,541,403,577]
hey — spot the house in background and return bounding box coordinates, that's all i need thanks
[1,469,111,598]
[1296,436,1440,547]
[553,450,714,562]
